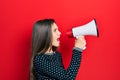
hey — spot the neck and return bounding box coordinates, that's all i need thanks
[46,47,53,53]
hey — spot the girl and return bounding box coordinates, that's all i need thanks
[30,19,86,80]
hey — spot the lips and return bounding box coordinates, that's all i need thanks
[57,38,60,41]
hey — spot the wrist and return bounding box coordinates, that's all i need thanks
[73,47,83,52]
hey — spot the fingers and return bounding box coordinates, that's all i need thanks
[76,36,84,39]
[77,36,86,44]
[75,36,87,50]
[83,46,86,50]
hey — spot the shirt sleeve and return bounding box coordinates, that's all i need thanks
[56,52,65,68]
[33,48,82,80]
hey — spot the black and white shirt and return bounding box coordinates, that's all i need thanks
[33,47,83,80]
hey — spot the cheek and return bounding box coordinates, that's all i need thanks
[52,34,55,40]
[52,34,56,43]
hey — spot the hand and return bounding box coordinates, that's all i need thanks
[75,36,86,50]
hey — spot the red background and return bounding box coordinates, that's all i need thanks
[0,0,120,80]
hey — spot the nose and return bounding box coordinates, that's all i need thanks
[58,30,61,36]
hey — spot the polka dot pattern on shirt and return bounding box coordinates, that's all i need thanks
[33,48,82,80]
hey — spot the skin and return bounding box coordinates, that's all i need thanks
[46,23,86,53]
[75,36,86,49]
[52,23,61,47]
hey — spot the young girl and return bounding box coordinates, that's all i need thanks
[30,19,86,80]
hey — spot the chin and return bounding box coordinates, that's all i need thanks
[54,45,59,47]
[53,44,60,47]
[52,42,60,47]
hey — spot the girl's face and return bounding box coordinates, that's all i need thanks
[51,23,61,47]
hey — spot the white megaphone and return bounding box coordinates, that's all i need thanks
[67,19,99,50]
[67,19,99,38]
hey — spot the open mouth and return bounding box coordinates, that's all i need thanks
[57,38,60,41]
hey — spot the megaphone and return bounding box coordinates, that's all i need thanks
[67,19,99,38]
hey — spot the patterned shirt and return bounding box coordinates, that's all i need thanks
[33,47,82,80]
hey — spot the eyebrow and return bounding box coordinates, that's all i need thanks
[54,27,58,30]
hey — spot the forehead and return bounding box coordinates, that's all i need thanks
[52,23,58,29]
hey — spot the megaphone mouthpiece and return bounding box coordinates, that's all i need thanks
[66,29,74,38]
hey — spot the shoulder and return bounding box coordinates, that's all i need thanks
[33,54,44,64]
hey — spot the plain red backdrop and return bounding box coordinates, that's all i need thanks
[0,0,120,80]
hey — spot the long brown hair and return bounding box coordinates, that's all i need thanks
[30,19,57,80]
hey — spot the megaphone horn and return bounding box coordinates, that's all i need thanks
[67,19,99,38]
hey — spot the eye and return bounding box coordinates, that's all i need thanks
[53,28,57,32]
